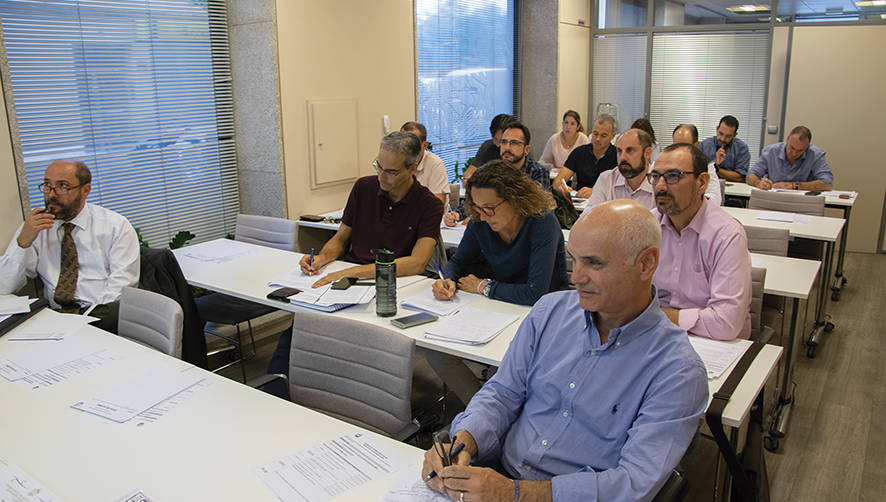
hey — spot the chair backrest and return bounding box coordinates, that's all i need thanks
[745,226,789,257]
[448,183,461,211]
[748,189,825,216]
[235,214,298,251]
[118,286,183,357]
[718,178,725,203]
[288,312,415,439]
[426,236,448,276]
[749,267,765,341]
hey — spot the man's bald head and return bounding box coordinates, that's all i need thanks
[577,200,661,265]
[672,124,699,147]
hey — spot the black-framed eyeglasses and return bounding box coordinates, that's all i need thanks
[37,182,82,195]
[474,199,506,217]
[499,139,525,147]
[372,159,405,177]
[646,170,696,185]
[432,431,458,467]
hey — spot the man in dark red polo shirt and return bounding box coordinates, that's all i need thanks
[264,132,443,398]
[298,130,443,286]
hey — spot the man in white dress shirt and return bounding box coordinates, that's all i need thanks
[0,159,139,333]
[401,121,451,205]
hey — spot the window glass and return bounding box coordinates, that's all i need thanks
[416,0,516,181]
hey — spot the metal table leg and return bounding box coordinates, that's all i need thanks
[831,205,851,301]
[767,297,799,449]
[807,241,835,358]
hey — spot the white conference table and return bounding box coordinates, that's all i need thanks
[724,182,857,301]
[0,321,424,501]
[174,239,783,430]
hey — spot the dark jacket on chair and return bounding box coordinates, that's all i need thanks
[138,246,208,368]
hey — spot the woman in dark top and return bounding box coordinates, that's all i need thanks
[433,159,568,306]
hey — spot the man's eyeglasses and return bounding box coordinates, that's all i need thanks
[474,199,506,217]
[38,182,82,195]
[499,139,525,147]
[372,159,405,177]
[646,170,696,186]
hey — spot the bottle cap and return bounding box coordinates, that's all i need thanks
[372,248,395,264]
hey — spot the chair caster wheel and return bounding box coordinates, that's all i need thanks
[825,322,834,333]
[807,345,816,358]
[764,436,779,452]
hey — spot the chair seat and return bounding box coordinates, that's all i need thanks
[195,293,277,325]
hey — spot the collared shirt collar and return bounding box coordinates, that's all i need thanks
[658,197,709,236]
[614,169,654,194]
[779,142,808,167]
[376,176,419,205]
[58,202,91,231]
[584,288,664,349]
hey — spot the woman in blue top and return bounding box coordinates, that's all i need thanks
[429,160,568,407]
[433,160,568,306]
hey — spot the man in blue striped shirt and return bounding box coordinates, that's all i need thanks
[422,199,708,502]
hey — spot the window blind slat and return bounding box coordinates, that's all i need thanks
[0,0,238,248]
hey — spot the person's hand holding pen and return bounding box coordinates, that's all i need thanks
[422,432,472,492]
[443,203,461,227]
[432,262,457,300]
[298,247,325,276]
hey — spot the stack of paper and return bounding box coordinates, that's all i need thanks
[401,289,476,316]
[0,294,30,315]
[424,307,518,345]
[288,284,375,312]
[179,238,255,263]
[688,336,748,379]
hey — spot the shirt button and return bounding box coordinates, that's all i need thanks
[569,382,575,389]
[388,206,393,210]
[591,350,597,356]
[541,440,548,446]
[674,267,679,271]
[616,341,621,346]
[562,411,568,417]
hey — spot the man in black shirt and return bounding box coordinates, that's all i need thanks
[463,113,515,181]
[553,114,618,198]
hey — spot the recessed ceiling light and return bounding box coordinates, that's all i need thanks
[856,0,886,6]
[726,4,770,12]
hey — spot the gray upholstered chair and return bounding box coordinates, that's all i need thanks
[719,178,725,204]
[748,189,824,261]
[748,189,824,216]
[234,213,299,251]
[750,267,774,344]
[196,214,298,379]
[254,312,420,441]
[118,286,183,358]
[745,226,789,257]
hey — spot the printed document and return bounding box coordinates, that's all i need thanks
[688,336,748,379]
[255,431,407,502]
[179,238,255,263]
[0,464,65,502]
[401,288,476,316]
[382,471,450,502]
[424,308,518,345]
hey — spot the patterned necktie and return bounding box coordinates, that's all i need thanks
[54,222,80,313]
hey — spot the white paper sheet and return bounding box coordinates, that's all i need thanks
[756,211,795,223]
[0,336,118,390]
[254,431,406,502]
[424,308,518,345]
[688,336,748,379]
[382,471,451,502]
[0,464,65,502]
[401,288,476,316]
[5,309,97,341]
[72,368,205,423]
[0,295,30,315]
[268,262,353,291]
[179,238,256,263]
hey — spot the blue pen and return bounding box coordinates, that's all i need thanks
[309,248,314,273]
[433,262,445,281]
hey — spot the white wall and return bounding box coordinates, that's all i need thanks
[275,0,416,217]
[784,24,886,253]
[0,85,22,245]
[557,0,591,130]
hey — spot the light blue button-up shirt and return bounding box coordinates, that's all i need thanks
[450,290,708,502]
[699,136,751,177]
[749,141,833,184]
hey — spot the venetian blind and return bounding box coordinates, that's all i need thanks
[649,31,769,164]
[0,0,238,247]
[592,33,647,133]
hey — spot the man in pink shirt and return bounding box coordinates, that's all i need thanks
[649,143,751,340]
[582,128,655,215]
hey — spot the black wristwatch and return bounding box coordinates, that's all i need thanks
[794,182,800,190]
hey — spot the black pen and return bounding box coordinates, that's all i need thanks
[424,443,466,482]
